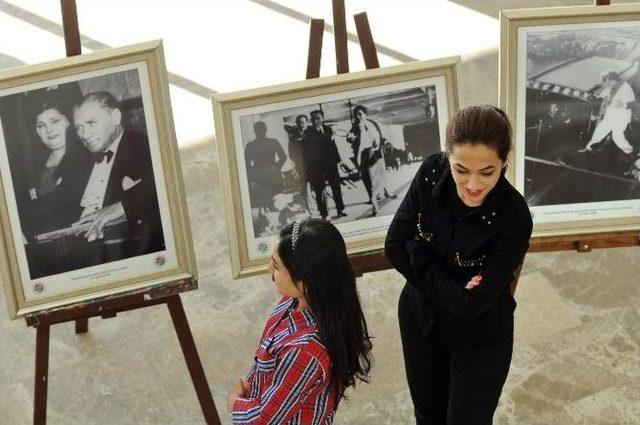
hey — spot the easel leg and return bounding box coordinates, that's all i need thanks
[167,295,220,425]
[34,324,50,425]
[75,318,88,334]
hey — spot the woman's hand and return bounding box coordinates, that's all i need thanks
[465,275,482,290]
[227,377,251,412]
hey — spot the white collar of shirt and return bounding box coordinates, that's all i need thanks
[80,130,124,217]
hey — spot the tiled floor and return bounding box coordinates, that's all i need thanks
[0,1,639,424]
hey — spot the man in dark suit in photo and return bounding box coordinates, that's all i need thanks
[71,91,164,258]
[304,109,347,220]
[285,114,310,211]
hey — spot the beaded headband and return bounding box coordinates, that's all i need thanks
[291,219,302,251]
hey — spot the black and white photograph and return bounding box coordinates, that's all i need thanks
[239,85,441,238]
[0,41,195,317]
[214,58,459,276]
[522,24,640,207]
[501,5,640,235]
[0,69,166,280]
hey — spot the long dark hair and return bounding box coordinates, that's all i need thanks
[278,218,372,406]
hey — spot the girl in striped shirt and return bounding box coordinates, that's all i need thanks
[228,218,373,424]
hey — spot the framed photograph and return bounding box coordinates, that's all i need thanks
[213,57,459,277]
[500,4,640,237]
[0,40,196,318]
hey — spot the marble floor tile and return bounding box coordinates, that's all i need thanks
[563,385,640,425]
[514,271,584,345]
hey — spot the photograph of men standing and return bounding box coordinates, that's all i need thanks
[238,85,440,241]
[305,110,346,220]
[71,91,164,259]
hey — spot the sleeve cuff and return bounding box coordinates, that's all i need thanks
[232,397,260,423]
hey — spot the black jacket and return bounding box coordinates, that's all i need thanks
[385,152,533,347]
[102,130,164,255]
[303,125,341,180]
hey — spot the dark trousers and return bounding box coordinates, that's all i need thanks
[398,284,512,425]
[309,166,344,218]
[359,153,373,200]
[296,168,309,211]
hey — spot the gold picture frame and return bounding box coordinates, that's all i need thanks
[500,4,640,237]
[213,57,460,278]
[0,40,196,318]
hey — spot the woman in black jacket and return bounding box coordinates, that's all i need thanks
[385,105,532,425]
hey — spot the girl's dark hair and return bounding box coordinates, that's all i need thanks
[445,105,512,162]
[278,218,372,406]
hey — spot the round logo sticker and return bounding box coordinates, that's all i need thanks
[154,254,166,267]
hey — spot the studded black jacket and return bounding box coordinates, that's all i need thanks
[385,152,533,346]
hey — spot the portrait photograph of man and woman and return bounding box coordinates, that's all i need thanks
[237,84,445,243]
[0,68,167,283]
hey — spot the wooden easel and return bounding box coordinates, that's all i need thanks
[308,0,639,281]
[26,2,220,424]
[306,1,383,276]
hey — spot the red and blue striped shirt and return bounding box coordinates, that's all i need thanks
[232,297,335,424]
